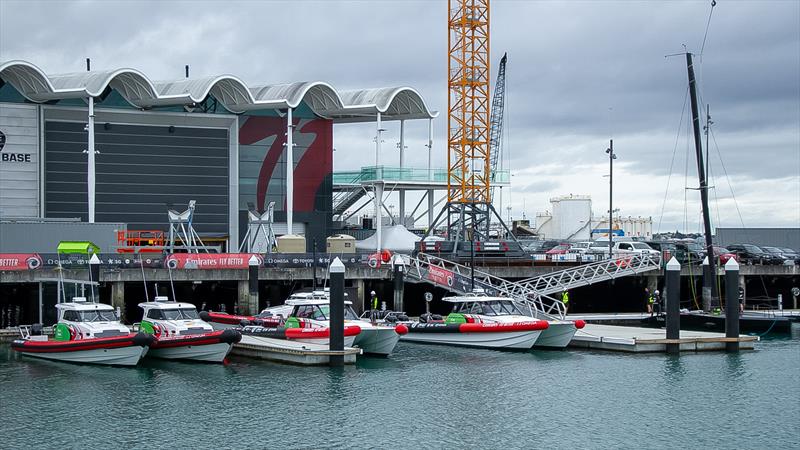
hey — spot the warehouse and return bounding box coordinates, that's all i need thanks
[0,60,436,252]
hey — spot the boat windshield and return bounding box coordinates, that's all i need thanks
[64,309,118,322]
[293,305,359,321]
[148,308,199,320]
[456,300,520,316]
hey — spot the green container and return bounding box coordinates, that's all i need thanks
[54,323,71,341]
[284,317,300,329]
[139,321,155,334]
[445,313,466,324]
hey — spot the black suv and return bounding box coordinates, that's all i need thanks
[673,242,705,265]
[726,243,781,265]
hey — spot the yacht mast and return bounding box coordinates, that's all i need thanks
[686,52,718,310]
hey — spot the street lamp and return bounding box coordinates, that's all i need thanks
[605,139,617,258]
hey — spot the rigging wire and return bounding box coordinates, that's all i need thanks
[709,128,747,228]
[699,0,717,56]
[656,86,690,233]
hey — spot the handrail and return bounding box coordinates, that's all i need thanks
[404,252,662,321]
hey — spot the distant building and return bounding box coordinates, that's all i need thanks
[716,227,800,250]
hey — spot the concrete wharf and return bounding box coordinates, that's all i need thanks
[570,324,759,352]
[231,335,360,365]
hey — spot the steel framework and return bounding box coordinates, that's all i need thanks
[404,252,663,320]
[448,0,491,204]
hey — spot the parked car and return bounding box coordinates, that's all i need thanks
[612,241,660,257]
[726,244,782,265]
[673,242,705,265]
[538,240,561,253]
[712,246,739,265]
[645,241,678,259]
[545,243,572,255]
[567,241,592,255]
[779,247,800,264]
[761,246,793,264]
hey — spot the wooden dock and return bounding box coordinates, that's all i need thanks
[569,324,759,352]
[231,335,361,365]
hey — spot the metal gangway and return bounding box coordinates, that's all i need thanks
[404,252,663,320]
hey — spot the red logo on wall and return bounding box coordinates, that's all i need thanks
[239,117,332,213]
[0,253,43,270]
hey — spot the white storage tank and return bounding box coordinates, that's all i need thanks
[550,194,592,241]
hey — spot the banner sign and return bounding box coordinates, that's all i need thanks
[426,266,455,287]
[0,253,43,271]
[164,253,263,270]
[0,252,371,270]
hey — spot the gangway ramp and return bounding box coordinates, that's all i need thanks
[404,252,662,321]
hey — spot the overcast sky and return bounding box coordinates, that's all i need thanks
[1,0,798,233]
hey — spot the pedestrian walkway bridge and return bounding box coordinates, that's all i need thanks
[403,252,663,321]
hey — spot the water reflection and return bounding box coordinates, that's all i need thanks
[662,353,687,380]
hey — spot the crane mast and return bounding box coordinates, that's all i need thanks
[424,0,517,254]
[488,52,507,204]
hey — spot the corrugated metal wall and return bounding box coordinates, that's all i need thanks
[44,120,229,233]
[0,103,39,218]
[717,227,800,250]
[0,221,124,253]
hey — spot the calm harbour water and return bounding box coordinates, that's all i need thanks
[1,334,798,449]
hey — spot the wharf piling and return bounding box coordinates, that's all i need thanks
[329,258,345,367]
[666,257,681,354]
[725,258,741,352]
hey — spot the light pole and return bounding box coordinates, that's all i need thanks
[605,139,616,258]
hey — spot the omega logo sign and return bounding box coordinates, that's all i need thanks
[0,129,32,163]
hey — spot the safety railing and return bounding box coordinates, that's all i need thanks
[403,251,662,321]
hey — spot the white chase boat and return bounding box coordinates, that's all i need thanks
[284,291,406,355]
[400,295,549,350]
[11,297,152,366]
[138,297,241,363]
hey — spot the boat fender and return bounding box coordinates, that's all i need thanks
[219,329,243,344]
[574,320,586,329]
[132,332,156,348]
[394,324,409,335]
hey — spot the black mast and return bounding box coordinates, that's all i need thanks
[686,52,718,310]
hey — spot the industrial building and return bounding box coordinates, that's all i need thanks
[0,60,437,253]
[532,194,653,241]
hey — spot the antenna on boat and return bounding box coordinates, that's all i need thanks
[139,255,150,302]
[167,258,177,302]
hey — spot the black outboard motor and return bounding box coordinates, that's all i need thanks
[384,314,398,323]
[239,319,251,327]
[31,323,43,336]
[396,314,410,321]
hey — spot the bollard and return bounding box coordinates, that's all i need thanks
[393,255,406,312]
[724,258,740,352]
[89,254,101,302]
[665,257,681,354]
[329,257,345,367]
[248,255,260,315]
[701,256,712,311]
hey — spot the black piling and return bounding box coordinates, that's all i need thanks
[666,256,681,354]
[701,256,712,311]
[393,255,405,312]
[329,257,345,367]
[89,254,100,302]
[248,255,260,315]
[724,258,740,352]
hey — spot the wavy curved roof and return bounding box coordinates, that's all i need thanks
[0,59,437,122]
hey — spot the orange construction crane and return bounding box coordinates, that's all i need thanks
[448,0,491,204]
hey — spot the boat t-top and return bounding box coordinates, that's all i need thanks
[12,297,153,366]
[400,294,549,350]
[138,296,241,363]
[282,290,406,355]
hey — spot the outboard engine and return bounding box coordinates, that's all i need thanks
[239,319,251,327]
[31,323,43,336]
[396,314,410,321]
[384,314,398,323]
